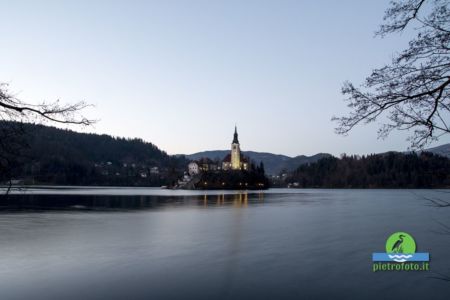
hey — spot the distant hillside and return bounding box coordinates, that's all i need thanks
[185,150,332,175]
[280,153,333,173]
[185,143,450,175]
[286,151,450,188]
[5,121,447,187]
[0,122,188,186]
[424,143,450,158]
[186,150,232,161]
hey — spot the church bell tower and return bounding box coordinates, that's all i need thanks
[231,126,241,170]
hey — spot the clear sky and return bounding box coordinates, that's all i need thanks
[1,0,449,157]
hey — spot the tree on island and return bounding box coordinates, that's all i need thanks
[0,83,95,192]
[194,161,270,190]
[333,0,450,149]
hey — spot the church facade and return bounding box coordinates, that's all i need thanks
[222,126,249,171]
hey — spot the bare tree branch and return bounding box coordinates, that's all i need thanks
[0,82,96,194]
[334,0,450,149]
[429,271,450,282]
[377,0,427,35]
[0,83,95,125]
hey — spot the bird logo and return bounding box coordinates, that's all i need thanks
[385,232,416,262]
[372,232,430,267]
[391,234,405,253]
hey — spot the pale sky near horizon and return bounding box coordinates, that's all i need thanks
[1,0,449,157]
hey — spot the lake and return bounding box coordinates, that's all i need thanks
[1,187,450,299]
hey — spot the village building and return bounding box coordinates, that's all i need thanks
[197,157,219,171]
[188,161,200,176]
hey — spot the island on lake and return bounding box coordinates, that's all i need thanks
[174,126,269,190]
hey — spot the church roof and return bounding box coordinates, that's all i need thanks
[232,126,239,144]
[223,154,231,162]
[222,153,249,163]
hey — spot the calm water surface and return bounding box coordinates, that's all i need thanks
[1,188,450,299]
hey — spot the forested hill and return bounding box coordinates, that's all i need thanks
[285,152,450,188]
[0,122,188,186]
[2,121,450,188]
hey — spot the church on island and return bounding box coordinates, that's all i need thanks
[187,126,249,176]
[179,126,268,190]
[222,126,249,171]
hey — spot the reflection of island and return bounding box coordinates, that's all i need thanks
[201,192,265,208]
[176,127,270,190]
[2,192,266,210]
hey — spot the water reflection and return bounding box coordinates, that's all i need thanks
[223,196,244,297]
[1,190,450,300]
[200,192,262,208]
[0,191,265,211]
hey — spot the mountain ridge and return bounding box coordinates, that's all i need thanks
[421,143,450,158]
[3,121,450,180]
[184,142,450,175]
[184,150,332,175]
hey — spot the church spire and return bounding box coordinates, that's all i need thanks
[232,125,239,144]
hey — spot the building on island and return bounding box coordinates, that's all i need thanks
[222,126,249,171]
[197,157,219,172]
[177,126,268,190]
[188,158,218,175]
[188,162,199,176]
[188,126,249,174]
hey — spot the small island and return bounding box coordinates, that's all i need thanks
[175,126,269,190]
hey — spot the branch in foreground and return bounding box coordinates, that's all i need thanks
[334,0,450,149]
[0,83,96,125]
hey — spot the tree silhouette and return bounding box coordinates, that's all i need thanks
[334,0,450,148]
[0,83,93,125]
[0,83,95,192]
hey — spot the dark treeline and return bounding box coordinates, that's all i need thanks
[0,121,188,186]
[3,122,449,189]
[285,152,450,188]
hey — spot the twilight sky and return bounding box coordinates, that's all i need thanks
[1,0,449,157]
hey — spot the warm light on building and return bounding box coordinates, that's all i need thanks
[222,126,249,171]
